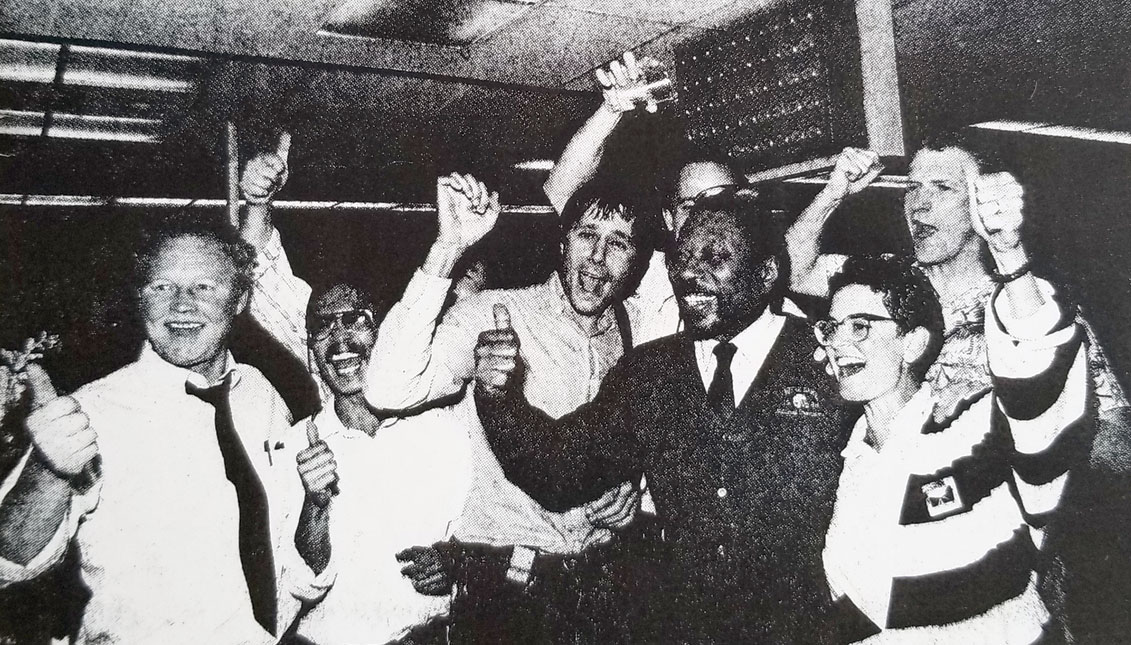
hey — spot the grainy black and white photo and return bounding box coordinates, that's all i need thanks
[0,0,1128,643]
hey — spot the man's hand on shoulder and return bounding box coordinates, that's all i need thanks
[397,544,455,596]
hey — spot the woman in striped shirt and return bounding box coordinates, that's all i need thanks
[818,251,1088,644]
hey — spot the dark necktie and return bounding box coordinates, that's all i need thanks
[706,342,737,416]
[187,376,277,634]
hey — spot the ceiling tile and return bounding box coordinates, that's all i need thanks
[465,4,676,85]
[544,0,736,26]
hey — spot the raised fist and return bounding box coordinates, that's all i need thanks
[596,51,667,114]
[826,147,883,200]
[436,173,501,252]
[969,171,1024,253]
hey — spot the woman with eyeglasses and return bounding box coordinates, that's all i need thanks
[816,255,1088,643]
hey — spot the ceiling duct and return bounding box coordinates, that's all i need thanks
[321,0,541,47]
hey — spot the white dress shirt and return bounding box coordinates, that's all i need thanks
[366,270,632,553]
[693,307,789,406]
[0,344,332,644]
[367,270,635,418]
[296,407,472,644]
[628,250,681,344]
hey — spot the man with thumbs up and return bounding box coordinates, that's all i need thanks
[365,174,661,643]
[284,280,473,645]
[0,214,333,643]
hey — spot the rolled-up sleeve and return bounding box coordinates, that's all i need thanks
[248,227,313,369]
[0,449,99,587]
[271,420,336,628]
[365,270,472,411]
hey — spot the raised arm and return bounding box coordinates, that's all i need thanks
[473,305,642,511]
[786,147,883,297]
[238,132,315,372]
[0,366,96,581]
[543,52,652,213]
[974,172,1090,529]
[364,173,501,412]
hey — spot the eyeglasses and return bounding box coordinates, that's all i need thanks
[674,184,759,212]
[308,309,374,341]
[814,314,897,346]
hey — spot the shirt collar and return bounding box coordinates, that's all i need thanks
[695,305,783,358]
[138,342,241,392]
[311,406,397,441]
[545,272,617,338]
[842,384,936,459]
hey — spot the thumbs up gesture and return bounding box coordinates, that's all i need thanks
[240,132,291,206]
[23,364,98,482]
[474,304,522,400]
[296,418,339,508]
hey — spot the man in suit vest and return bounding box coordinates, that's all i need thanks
[473,191,856,644]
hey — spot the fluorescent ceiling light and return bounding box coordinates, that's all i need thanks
[0,109,46,137]
[513,159,555,171]
[967,120,1049,133]
[0,39,59,83]
[970,120,1131,145]
[0,110,162,142]
[49,113,161,143]
[68,44,203,64]
[62,69,193,92]
[0,40,199,91]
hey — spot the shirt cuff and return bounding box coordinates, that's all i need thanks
[282,556,336,604]
[990,278,1063,341]
[0,449,93,587]
[252,227,284,281]
[406,268,454,303]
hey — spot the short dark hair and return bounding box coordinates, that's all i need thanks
[134,212,256,294]
[828,255,945,380]
[305,282,390,340]
[684,191,790,305]
[559,178,663,257]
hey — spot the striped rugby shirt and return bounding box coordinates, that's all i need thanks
[823,279,1089,643]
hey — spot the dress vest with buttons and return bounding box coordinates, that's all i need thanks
[628,317,857,642]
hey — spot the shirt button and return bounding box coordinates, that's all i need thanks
[717,487,728,498]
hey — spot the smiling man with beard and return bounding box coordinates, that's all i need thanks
[472,191,856,644]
